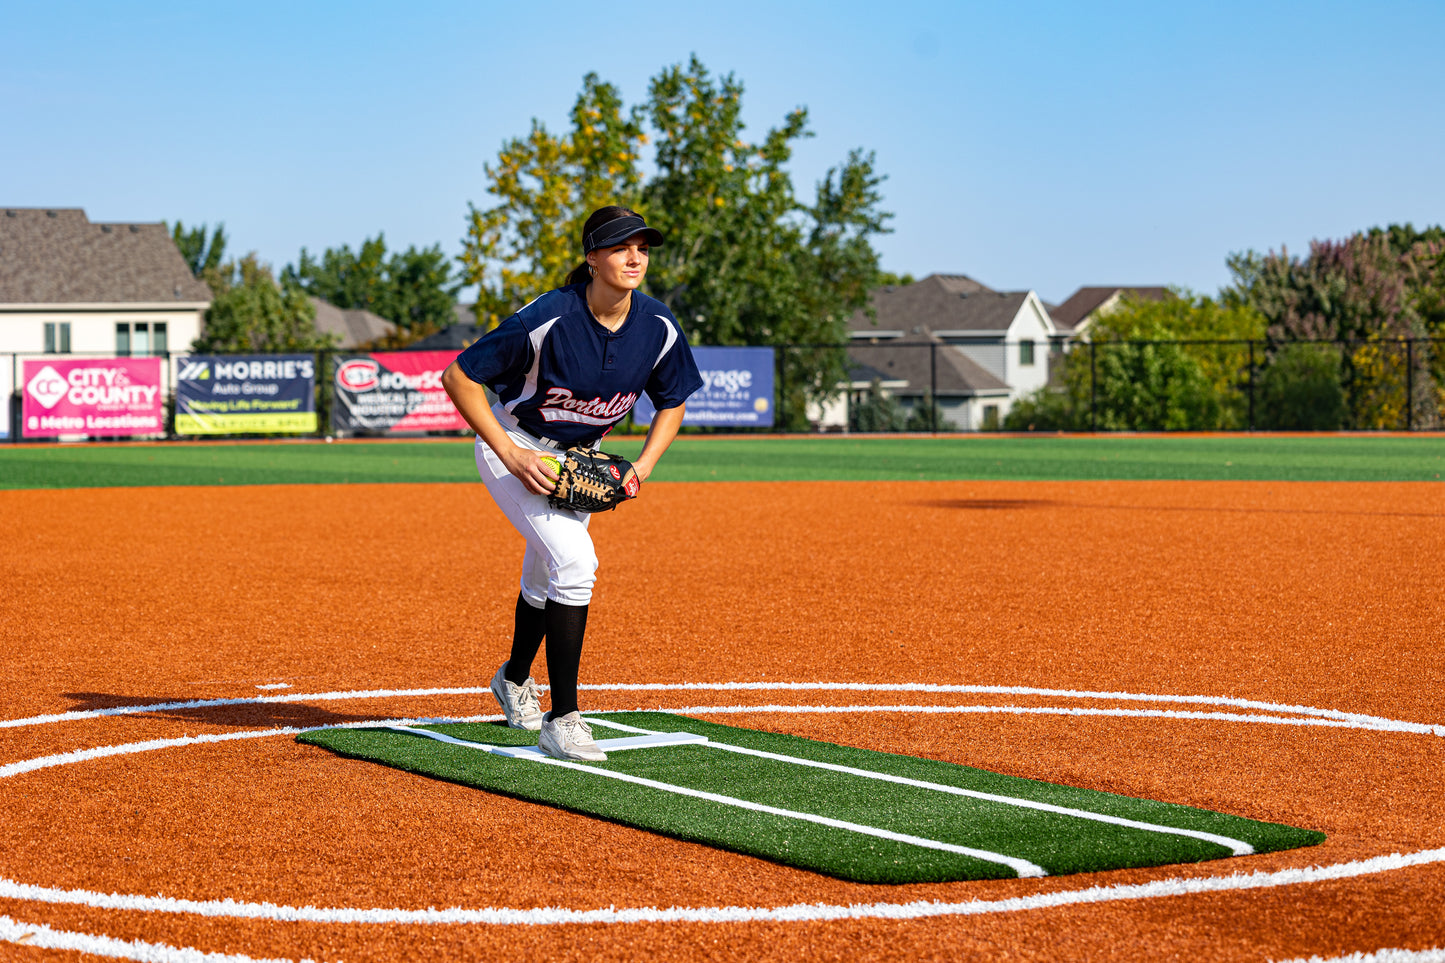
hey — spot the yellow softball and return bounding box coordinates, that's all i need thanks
[540,455,561,477]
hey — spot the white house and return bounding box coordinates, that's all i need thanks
[1,208,212,435]
[826,273,1058,430]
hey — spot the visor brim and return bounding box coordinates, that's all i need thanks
[587,226,664,252]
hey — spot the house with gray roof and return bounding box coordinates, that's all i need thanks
[1,207,212,435]
[309,297,396,349]
[1050,285,1171,341]
[1,208,211,352]
[827,273,1057,430]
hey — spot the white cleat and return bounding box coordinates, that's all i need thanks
[538,711,608,762]
[489,663,543,731]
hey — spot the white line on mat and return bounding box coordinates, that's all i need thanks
[585,717,1253,856]
[383,722,1044,878]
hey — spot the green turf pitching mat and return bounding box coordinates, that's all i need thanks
[297,712,1325,884]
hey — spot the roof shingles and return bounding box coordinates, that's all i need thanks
[0,208,211,304]
[1050,286,1171,332]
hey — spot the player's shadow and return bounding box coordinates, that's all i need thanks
[921,499,1442,518]
[59,692,426,730]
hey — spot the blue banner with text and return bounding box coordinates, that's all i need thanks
[632,346,774,428]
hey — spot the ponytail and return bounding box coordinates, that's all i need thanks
[564,261,591,288]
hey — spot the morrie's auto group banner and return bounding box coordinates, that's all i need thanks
[176,354,317,434]
[22,357,164,437]
[632,346,775,427]
[331,350,467,433]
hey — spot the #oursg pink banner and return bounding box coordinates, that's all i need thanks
[22,358,165,437]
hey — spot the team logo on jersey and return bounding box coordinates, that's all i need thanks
[336,359,380,392]
[538,387,638,427]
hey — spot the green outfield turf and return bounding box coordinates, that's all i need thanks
[0,435,1442,489]
[298,712,1324,884]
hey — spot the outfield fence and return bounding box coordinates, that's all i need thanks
[800,336,1445,434]
[4,337,1444,442]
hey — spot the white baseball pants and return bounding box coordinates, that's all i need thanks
[474,434,598,608]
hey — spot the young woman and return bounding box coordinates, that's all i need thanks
[441,206,702,762]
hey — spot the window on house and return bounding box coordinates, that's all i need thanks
[1019,340,1035,366]
[115,322,166,356]
[44,321,71,354]
[982,405,1000,431]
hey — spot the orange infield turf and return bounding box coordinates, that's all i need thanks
[1,479,1442,962]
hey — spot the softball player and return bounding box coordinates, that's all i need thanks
[441,206,702,762]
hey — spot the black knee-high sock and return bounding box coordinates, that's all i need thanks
[543,600,588,718]
[503,593,547,685]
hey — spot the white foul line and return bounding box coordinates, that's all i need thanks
[0,912,305,963]
[0,848,1442,927]
[0,692,1439,954]
[3,683,1439,737]
[652,703,1442,735]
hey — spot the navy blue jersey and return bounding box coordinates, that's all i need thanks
[456,284,703,448]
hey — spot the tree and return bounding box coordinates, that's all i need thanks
[1006,291,1259,431]
[461,57,892,429]
[904,387,940,432]
[1228,225,1445,428]
[1088,290,1264,429]
[461,73,647,326]
[1255,343,1346,430]
[192,255,336,354]
[284,235,462,338]
[849,378,906,432]
[1002,379,1086,431]
[169,221,228,295]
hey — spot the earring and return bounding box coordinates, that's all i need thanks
[589,265,596,278]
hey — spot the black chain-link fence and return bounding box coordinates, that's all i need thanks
[777,338,1445,433]
[6,338,1445,441]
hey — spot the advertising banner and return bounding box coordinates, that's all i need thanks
[21,357,164,438]
[632,346,774,427]
[175,354,317,434]
[331,350,466,433]
[1,360,12,439]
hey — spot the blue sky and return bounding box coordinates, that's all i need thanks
[3,0,1442,305]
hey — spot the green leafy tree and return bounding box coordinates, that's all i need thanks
[1084,341,1221,430]
[1255,343,1346,430]
[1002,379,1087,431]
[849,378,906,432]
[284,235,462,338]
[286,236,388,315]
[904,387,940,431]
[169,221,228,295]
[461,57,892,429]
[1229,225,1445,428]
[1007,291,1257,431]
[1088,290,1263,428]
[384,244,464,331]
[192,255,335,354]
[461,73,646,326]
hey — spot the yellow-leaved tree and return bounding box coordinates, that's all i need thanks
[461,74,646,328]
